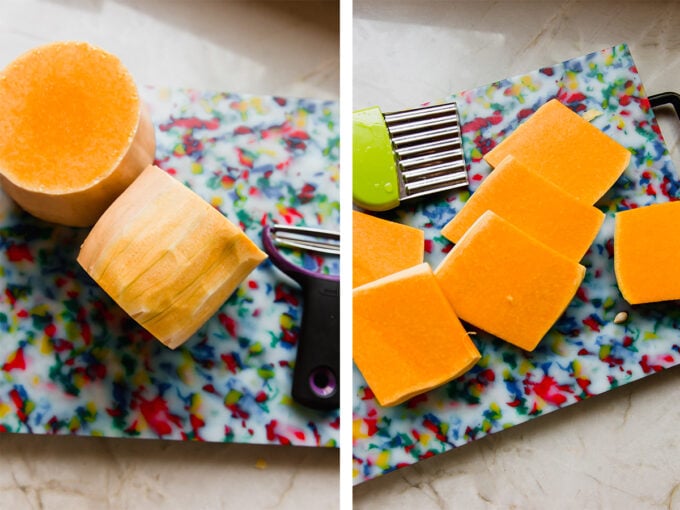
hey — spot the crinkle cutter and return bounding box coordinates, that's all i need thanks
[353,102,468,211]
[262,225,340,411]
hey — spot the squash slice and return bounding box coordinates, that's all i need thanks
[484,99,630,204]
[353,210,424,288]
[435,211,585,352]
[442,155,604,261]
[614,202,680,305]
[353,262,481,407]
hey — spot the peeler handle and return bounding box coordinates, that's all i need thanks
[261,225,340,411]
[292,276,340,410]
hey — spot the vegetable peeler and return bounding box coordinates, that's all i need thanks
[262,225,340,411]
[353,102,469,211]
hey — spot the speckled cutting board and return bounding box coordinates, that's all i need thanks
[353,43,679,483]
[0,87,339,447]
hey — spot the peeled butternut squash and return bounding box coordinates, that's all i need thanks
[0,41,155,226]
[435,211,585,352]
[442,155,605,261]
[353,210,424,287]
[353,262,481,406]
[484,99,630,204]
[614,202,680,305]
[77,165,267,349]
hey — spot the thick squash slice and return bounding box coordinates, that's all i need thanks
[435,211,585,352]
[353,210,424,288]
[0,41,155,226]
[614,202,680,305]
[484,99,630,204]
[353,262,481,407]
[77,165,267,349]
[442,155,604,261]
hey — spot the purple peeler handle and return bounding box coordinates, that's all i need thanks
[262,226,339,284]
[262,225,340,411]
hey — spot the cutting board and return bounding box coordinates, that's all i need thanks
[0,87,340,447]
[353,43,679,483]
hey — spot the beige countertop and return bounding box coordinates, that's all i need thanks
[354,1,680,508]
[0,1,339,508]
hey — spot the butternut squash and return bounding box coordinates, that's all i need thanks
[435,211,585,352]
[0,41,155,226]
[614,202,680,304]
[442,155,604,261]
[353,210,424,288]
[353,262,481,407]
[77,165,267,349]
[484,99,630,204]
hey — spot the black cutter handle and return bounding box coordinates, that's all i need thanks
[292,276,340,411]
[649,92,680,120]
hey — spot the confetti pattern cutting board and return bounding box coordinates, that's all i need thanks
[0,87,340,447]
[353,44,679,483]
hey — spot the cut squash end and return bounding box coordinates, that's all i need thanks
[0,41,155,226]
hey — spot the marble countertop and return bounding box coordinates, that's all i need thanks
[5,0,680,507]
[0,1,339,509]
[354,1,680,509]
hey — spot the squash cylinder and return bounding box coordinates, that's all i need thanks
[0,41,156,226]
[77,165,267,349]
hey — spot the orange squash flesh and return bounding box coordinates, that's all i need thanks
[353,262,481,407]
[77,165,267,349]
[484,99,630,204]
[614,202,680,305]
[442,155,605,261]
[0,41,155,226]
[435,211,585,352]
[352,210,424,288]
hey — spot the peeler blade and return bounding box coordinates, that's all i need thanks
[267,225,340,255]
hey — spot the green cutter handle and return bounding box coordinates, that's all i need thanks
[352,106,400,211]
